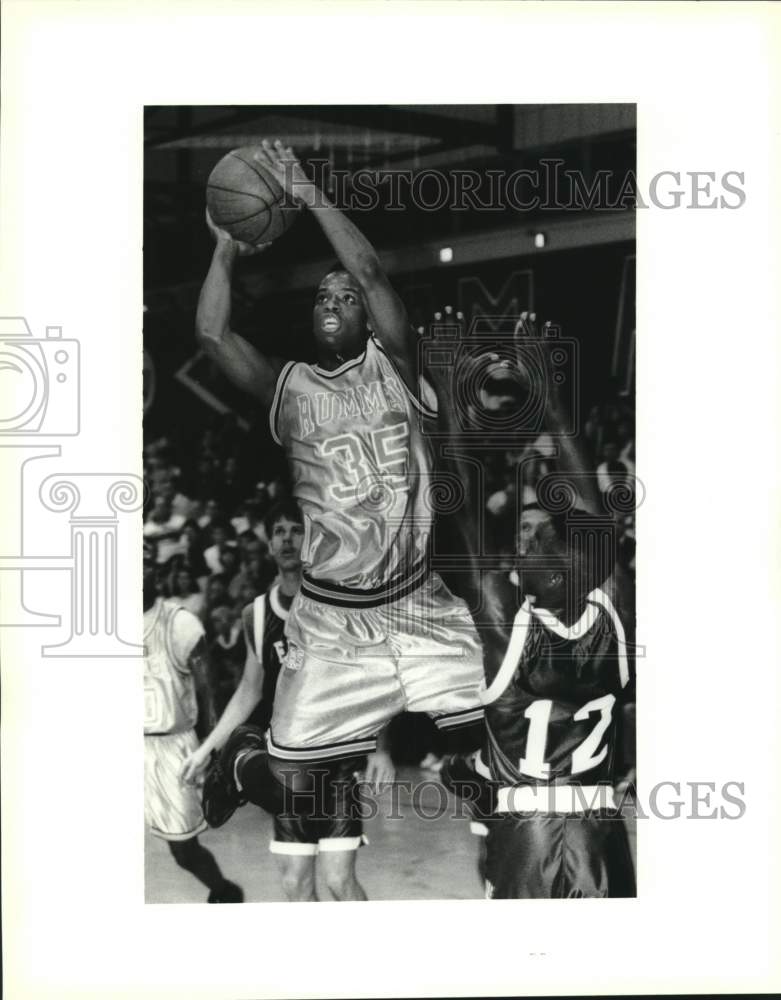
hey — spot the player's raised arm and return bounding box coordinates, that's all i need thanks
[516,312,601,516]
[195,211,283,410]
[253,140,418,394]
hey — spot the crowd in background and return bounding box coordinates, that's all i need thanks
[481,394,636,572]
[143,416,289,713]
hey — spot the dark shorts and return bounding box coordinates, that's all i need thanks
[485,812,636,898]
[268,755,367,856]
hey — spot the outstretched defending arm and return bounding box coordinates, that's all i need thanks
[253,140,418,394]
[195,213,283,410]
[517,313,635,627]
[515,312,601,515]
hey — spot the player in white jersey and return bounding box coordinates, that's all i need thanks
[195,140,484,775]
[144,540,243,903]
[182,501,394,901]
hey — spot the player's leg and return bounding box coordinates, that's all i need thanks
[439,750,496,825]
[168,836,243,902]
[267,755,367,901]
[484,812,635,899]
[201,725,284,828]
[145,731,243,902]
[392,573,485,753]
[266,754,370,902]
[316,754,368,901]
[318,847,367,902]
[440,749,497,883]
[563,814,636,898]
[274,853,318,902]
[606,817,637,897]
[474,826,489,885]
[483,814,557,899]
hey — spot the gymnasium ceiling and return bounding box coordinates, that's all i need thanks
[144,104,636,288]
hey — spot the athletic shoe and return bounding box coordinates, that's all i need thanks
[201,725,266,828]
[207,880,244,904]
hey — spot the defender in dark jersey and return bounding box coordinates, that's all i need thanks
[480,507,635,898]
[441,313,636,898]
[182,501,394,901]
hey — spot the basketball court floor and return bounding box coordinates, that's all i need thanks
[145,766,637,903]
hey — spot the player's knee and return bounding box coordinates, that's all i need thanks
[322,871,356,900]
[321,856,359,899]
[280,867,315,901]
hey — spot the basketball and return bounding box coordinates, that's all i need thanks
[206,147,301,245]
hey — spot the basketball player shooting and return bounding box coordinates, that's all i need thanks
[194,139,485,867]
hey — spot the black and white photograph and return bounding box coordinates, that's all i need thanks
[143,104,638,904]
[2,3,781,998]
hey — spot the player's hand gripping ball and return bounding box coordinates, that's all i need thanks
[206,146,302,246]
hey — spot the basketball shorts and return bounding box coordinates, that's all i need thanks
[268,755,368,856]
[144,729,207,841]
[440,749,498,837]
[268,571,484,761]
[484,811,636,899]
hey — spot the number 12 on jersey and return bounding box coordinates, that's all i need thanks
[519,693,616,779]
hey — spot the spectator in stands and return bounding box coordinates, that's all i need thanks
[207,604,246,714]
[231,500,267,543]
[231,581,261,616]
[166,566,205,618]
[203,523,235,575]
[143,493,186,567]
[197,499,223,531]
[216,544,240,586]
[202,575,230,625]
[155,476,194,520]
[228,550,275,602]
[176,519,210,582]
[617,514,636,576]
[596,441,630,495]
[619,435,635,477]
